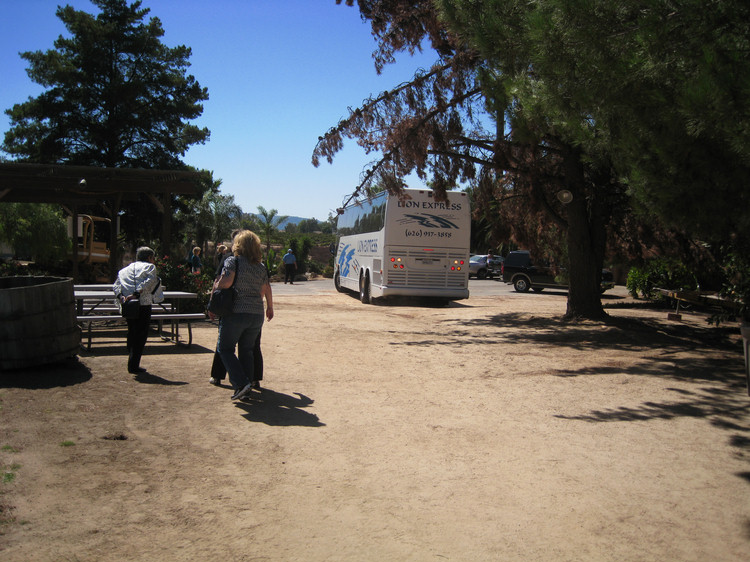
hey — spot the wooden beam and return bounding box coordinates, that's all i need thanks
[146,192,165,213]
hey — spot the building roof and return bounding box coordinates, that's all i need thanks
[0,162,203,205]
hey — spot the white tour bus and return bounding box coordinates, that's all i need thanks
[333,188,471,303]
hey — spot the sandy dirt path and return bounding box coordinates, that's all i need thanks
[1,287,749,561]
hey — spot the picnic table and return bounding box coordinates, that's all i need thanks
[74,285,205,349]
[657,288,749,396]
[655,288,739,318]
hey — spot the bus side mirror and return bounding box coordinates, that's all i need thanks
[329,242,336,255]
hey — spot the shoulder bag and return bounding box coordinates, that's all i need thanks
[207,259,239,316]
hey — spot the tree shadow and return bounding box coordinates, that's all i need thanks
[234,389,325,427]
[555,386,750,425]
[552,384,750,485]
[0,357,92,389]
[393,310,750,483]
[394,312,741,365]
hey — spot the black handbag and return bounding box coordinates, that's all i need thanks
[121,298,141,319]
[207,260,239,316]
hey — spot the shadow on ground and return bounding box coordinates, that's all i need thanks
[234,389,325,427]
[392,309,750,483]
[132,371,189,386]
[0,357,92,389]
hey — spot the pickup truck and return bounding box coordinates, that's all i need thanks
[501,250,615,293]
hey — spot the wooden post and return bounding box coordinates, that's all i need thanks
[71,205,79,282]
[160,192,172,259]
[108,194,123,281]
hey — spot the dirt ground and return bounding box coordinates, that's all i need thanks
[1,282,749,561]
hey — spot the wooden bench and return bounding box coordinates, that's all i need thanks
[77,301,175,315]
[77,312,206,350]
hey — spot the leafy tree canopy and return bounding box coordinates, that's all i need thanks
[3,0,209,168]
[0,203,70,264]
[256,206,289,255]
[2,0,212,253]
[438,0,750,247]
[317,0,747,318]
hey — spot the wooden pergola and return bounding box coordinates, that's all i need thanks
[0,162,203,280]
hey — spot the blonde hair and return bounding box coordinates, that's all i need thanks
[216,244,227,253]
[232,230,262,263]
[192,246,201,255]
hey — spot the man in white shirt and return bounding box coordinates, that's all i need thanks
[113,247,161,374]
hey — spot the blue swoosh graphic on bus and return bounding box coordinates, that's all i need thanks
[398,213,459,229]
[338,244,356,277]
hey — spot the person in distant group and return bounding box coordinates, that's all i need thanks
[213,230,274,401]
[209,232,265,390]
[283,249,297,284]
[189,246,202,274]
[113,246,162,374]
[214,244,229,278]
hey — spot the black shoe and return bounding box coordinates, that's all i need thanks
[252,380,262,390]
[128,367,147,374]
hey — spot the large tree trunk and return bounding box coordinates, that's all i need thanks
[562,153,608,321]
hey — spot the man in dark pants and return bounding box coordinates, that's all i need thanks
[114,247,160,374]
[283,249,297,284]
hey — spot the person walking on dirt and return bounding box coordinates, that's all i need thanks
[209,234,265,390]
[283,249,297,284]
[213,230,274,401]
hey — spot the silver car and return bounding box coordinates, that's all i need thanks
[469,255,503,279]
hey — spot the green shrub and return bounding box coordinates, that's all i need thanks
[626,259,698,299]
[307,260,324,275]
[713,249,750,324]
[155,255,213,312]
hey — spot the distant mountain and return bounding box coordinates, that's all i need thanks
[247,214,310,230]
[246,213,326,230]
[278,216,306,229]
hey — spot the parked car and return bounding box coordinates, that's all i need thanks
[501,250,615,293]
[469,255,503,279]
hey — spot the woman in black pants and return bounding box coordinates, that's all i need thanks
[209,332,262,388]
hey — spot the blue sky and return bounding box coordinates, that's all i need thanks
[0,0,437,220]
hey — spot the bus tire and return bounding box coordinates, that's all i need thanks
[359,273,371,304]
[334,270,344,293]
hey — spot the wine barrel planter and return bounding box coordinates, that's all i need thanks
[0,276,80,370]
